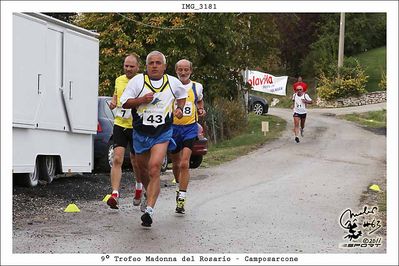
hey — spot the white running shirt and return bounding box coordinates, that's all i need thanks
[120,74,187,135]
[292,93,312,114]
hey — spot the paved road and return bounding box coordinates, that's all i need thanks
[12,103,387,254]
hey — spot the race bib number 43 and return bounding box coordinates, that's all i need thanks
[143,109,165,127]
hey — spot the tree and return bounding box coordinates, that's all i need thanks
[74,13,281,101]
[43,13,77,23]
[301,13,386,77]
[273,13,321,76]
[74,13,147,96]
[344,13,386,55]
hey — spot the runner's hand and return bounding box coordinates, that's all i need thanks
[109,100,117,110]
[174,107,183,119]
[141,93,154,104]
[198,108,206,117]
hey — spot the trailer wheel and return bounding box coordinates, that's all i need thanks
[13,158,40,187]
[39,156,57,184]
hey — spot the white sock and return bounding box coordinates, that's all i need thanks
[135,182,143,190]
[178,191,186,199]
[145,206,154,216]
[112,190,119,197]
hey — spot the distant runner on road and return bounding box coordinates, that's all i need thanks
[292,84,312,143]
[293,76,308,93]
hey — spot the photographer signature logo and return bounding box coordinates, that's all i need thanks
[339,205,383,248]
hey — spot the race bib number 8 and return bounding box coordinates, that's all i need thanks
[115,107,131,119]
[182,102,193,117]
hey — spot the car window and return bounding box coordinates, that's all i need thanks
[104,99,115,120]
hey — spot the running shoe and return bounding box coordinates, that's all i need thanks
[300,128,304,137]
[140,193,147,213]
[295,137,300,143]
[175,198,185,214]
[133,189,142,206]
[107,193,119,209]
[141,212,153,227]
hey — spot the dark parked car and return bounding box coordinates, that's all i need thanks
[190,123,208,168]
[94,96,130,172]
[248,94,269,115]
[94,96,208,172]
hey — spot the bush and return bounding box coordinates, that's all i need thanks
[378,71,386,91]
[205,98,247,143]
[316,58,368,101]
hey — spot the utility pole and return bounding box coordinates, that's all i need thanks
[243,69,249,114]
[338,12,345,68]
[244,16,251,115]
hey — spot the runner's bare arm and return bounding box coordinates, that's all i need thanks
[109,94,117,110]
[197,99,206,117]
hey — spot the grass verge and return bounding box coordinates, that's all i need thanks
[202,113,286,167]
[354,46,386,92]
[339,109,386,128]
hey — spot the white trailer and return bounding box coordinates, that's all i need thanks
[13,13,99,186]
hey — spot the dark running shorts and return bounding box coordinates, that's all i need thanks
[113,124,135,154]
[293,113,307,119]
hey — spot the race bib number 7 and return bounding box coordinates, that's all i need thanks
[115,107,131,119]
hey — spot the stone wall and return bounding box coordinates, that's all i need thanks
[316,91,386,108]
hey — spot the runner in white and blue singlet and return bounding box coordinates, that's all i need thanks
[121,51,187,227]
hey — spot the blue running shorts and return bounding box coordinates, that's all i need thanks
[133,127,176,154]
[171,123,198,153]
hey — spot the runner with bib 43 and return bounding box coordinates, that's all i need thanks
[120,51,187,227]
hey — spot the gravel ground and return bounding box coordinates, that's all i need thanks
[12,170,172,228]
